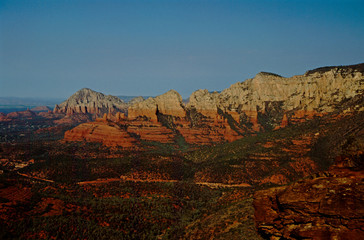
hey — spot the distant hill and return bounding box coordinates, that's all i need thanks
[30,106,52,112]
[0,97,65,106]
[0,97,64,114]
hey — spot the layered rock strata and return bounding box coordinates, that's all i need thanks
[64,120,138,148]
[63,117,175,147]
[129,63,364,133]
[64,63,364,146]
[53,88,128,116]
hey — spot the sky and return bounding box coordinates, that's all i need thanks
[1,0,364,99]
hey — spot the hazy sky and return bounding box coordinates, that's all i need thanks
[1,0,364,99]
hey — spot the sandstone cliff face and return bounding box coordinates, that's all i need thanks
[218,65,364,113]
[127,89,244,144]
[128,90,185,121]
[187,89,219,119]
[127,64,364,139]
[128,97,158,121]
[64,63,364,146]
[54,88,127,116]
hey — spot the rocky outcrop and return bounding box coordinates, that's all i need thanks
[187,89,219,119]
[175,116,241,144]
[53,88,127,116]
[128,90,185,121]
[128,97,158,121]
[64,63,364,146]
[126,120,176,143]
[6,110,36,119]
[128,96,145,106]
[64,120,138,148]
[254,158,364,240]
[128,63,364,137]
[127,89,245,144]
[63,117,175,146]
[219,66,364,113]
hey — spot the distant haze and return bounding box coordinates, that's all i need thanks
[1,0,364,99]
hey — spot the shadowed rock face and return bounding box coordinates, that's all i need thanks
[254,158,364,240]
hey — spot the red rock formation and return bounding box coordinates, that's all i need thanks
[0,112,10,122]
[254,164,364,240]
[64,121,138,148]
[241,110,261,132]
[128,97,158,121]
[63,116,176,146]
[61,64,364,147]
[175,117,241,144]
[126,120,175,143]
[128,90,185,121]
[290,110,325,123]
[7,110,36,119]
[126,89,245,145]
[53,88,128,117]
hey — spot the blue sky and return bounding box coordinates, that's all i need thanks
[1,0,364,99]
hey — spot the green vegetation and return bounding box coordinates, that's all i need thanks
[1,177,260,240]
[1,98,363,239]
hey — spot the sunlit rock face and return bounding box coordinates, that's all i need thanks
[218,64,364,113]
[53,88,127,116]
[187,89,219,119]
[128,90,185,121]
[64,63,364,146]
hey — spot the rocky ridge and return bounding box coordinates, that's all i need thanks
[30,106,52,112]
[130,63,363,123]
[53,88,129,116]
[63,63,364,146]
